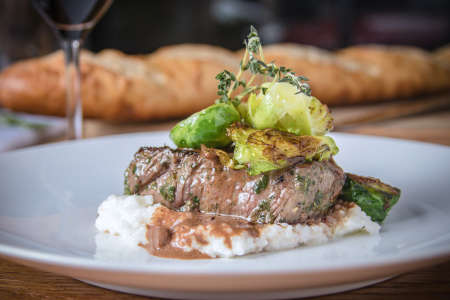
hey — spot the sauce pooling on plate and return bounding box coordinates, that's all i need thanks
[141,205,262,259]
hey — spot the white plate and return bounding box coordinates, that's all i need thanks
[0,132,449,300]
[0,109,66,152]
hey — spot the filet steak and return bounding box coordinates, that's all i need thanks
[125,146,345,224]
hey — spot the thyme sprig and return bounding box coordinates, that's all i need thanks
[215,26,312,105]
[0,112,47,130]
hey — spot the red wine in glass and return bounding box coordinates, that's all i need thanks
[32,0,113,139]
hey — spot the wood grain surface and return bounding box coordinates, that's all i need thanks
[0,259,449,300]
[1,100,450,299]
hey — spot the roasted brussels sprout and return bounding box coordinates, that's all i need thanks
[341,173,401,224]
[199,146,245,170]
[227,124,339,175]
[170,103,241,149]
[247,82,333,136]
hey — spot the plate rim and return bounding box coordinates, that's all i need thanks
[0,241,450,276]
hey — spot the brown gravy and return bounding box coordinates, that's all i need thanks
[141,206,262,259]
[141,201,355,259]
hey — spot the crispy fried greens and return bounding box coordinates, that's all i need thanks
[227,124,338,175]
[341,174,401,223]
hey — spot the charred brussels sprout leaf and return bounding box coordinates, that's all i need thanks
[227,124,338,175]
[170,103,241,149]
[247,82,333,136]
[341,173,401,224]
[200,146,245,170]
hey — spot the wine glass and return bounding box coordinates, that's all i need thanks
[31,0,113,139]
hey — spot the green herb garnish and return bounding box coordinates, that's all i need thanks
[252,198,273,223]
[296,175,314,193]
[313,191,324,208]
[159,184,176,202]
[192,196,200,209]
[0,112,48,130]
[216,25,311,106]
[254,174,269,194]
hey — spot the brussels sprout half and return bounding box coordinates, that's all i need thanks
[227,124,339,175]
[247,82,333,136]
[341,173,401,224]
[170,103,241,149]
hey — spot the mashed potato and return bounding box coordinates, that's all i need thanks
[95,194,379,259]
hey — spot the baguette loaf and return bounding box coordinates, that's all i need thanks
[338,45,450,99]
[145,44,239,115]
[0,50,173,120]
[434,44,450,67]
[0,44,239,121]
[260,44,450,105]
[260,44,384,105]
[0,43,449,120]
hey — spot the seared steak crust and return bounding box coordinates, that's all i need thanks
[125,146,345,224]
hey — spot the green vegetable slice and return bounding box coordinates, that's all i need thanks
[340,173,401,224]
[227,124,338,175]
[170,103,240,149]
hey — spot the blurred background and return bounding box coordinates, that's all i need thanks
[0,0,449,151]
[1,0,449,69]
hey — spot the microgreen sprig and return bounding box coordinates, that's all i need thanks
[215,25,312,105]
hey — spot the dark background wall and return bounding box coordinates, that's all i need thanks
[1,0,449,69]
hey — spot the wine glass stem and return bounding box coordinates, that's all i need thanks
[62,39,82,140]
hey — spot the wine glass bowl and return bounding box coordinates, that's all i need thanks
[32,0,113,139]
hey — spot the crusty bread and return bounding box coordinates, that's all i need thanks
[145,44,239,115]
[338,45,450,99]
[0,50,173,120]
[260,43,450,105]
[260,44,384,105]
[0,43,449,120]
[0,44,239,121]
[0,51,67,117]
[434,44,450,67]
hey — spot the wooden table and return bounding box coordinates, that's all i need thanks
[1,106,450,300]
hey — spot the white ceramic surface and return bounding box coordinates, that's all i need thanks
[0,109,65,152]
[0,132,449,299]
